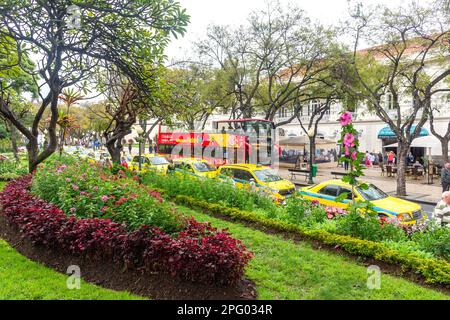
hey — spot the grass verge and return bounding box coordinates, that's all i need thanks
[178,206,449,300]
[0,239,143,300]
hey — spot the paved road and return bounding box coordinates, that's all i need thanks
[412,201,434,218]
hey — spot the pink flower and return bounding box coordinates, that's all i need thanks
[80,191,87,196]
[339,112,352,126]
[69,207,76,213]
[101,206,109,213]
[65,178,71,182]
[351,151,357,160]
[344,145,350,156]
[72,184,79,191]
[101,195,109,202]
[311,200,320,206]
[343,133,355,147]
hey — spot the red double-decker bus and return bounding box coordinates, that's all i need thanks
[156,118,278,166]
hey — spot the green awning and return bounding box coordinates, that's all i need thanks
[378,125,429,139]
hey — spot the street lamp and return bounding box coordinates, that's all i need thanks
[136,126,144,171]
[307,128,315,185]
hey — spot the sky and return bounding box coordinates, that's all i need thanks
[165,0,430,61]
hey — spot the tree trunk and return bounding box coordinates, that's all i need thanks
[441,139,449,163]
[106,140,122,164]
[9,122,19,162]
[59,127,66,158]
[396,142,409,196]
[26,137,40,173]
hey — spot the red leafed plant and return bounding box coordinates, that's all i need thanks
[0,176,252,285]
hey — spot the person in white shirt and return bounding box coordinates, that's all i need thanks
[433,191,450,227]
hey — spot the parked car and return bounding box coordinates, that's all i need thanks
[129,154,170,174]
[299,179,425,224]
[217,163,296,202]
[170,158,218,178]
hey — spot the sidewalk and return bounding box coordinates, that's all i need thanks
[277,162,443,204]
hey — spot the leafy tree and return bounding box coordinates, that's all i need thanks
[0,33,37,160]
[343,0,449,196]
[196,1,339,126]
[0,0,189,172]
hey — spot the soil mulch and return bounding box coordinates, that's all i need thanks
[0,215,256,300]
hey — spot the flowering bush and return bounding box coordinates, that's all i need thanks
[0,176,253,285]
[325,206,347,219]
[282,196,328,228]
[32,157,183,233]
[0,157,28,181]
[140,169,279,214]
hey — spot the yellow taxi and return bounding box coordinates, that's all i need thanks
[217,164,296,202]
[299,179,425,224]
[129,154,170,174]
[170,158,219,178]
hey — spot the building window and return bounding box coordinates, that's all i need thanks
[278,107,287,118]
[278,106,292,118]
[385,93,395,110]
[308,100,330,115]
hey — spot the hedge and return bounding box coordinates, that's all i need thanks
[173,195,450,285]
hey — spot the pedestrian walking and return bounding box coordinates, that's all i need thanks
[365,151,371,167]
[441,162,450,192]
[148,138,153,154]
[128,138,134,155]
[387,151,395,165]
[369,153,375,167]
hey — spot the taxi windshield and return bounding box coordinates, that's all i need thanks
[356,184,388,201]
[192,162,216,172]
[253,169,282,182]
[150,157,169,165]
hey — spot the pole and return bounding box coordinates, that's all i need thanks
[308,138,314,185]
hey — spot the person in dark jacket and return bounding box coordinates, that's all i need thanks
[442,162,450,192]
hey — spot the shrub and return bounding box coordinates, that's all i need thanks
[32,158,183,233]
[283,196,327,227]
[412,225,450,261]
[0,157,28,181]
[0,176,253,285]
[335,211,407,243]
[140,170,279,213]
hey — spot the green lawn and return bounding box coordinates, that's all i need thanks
[0,180,143,300]
[180,207,449,300]
[0,240,143,300]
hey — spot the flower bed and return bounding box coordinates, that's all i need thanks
[141,170,449,262]
[174,194,450,285]
[32,157,183,233]
[0,175,253,285]
[140,170,279,214]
